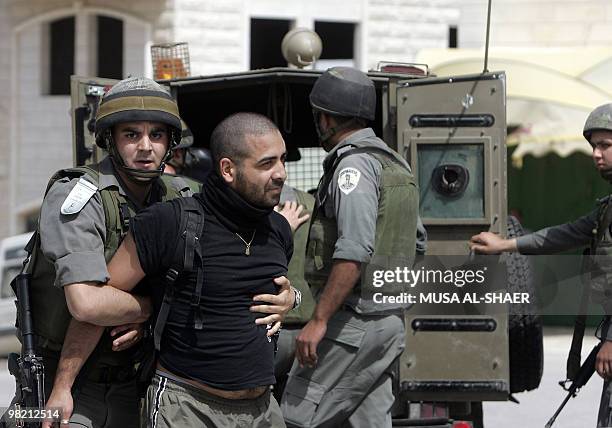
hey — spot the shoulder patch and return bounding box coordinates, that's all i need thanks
[337,167,361,195]
[60,177,98,215]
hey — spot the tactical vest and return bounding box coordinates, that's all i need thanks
[304,140,419,314]
[283,189,316,325]
[166,173,203,195]
[27,164,190,367]
[588,195,612,312]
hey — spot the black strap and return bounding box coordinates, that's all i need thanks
[184,210,205,330]
[154,268,178,351]
[566,249,590,381]
[153,198,205,351]
[119,203,131,231]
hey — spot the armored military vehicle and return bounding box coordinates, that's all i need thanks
[70,31,542,428]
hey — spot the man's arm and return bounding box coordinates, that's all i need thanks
[44,234,147,426]
[63,232,148,325]
[64,282,149,325]
[295,260,360,367]
[471,210,597,255]
[43,320,104,428]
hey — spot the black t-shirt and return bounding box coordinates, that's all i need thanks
[131,196,292,390]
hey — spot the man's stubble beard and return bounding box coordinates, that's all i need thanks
[234,168,281,209]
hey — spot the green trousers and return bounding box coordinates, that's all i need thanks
[144,373,285,428]
[281,309,404,428]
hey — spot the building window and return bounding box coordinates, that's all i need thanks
[49,16,75,95]
[250,18,292,69]
[314,21,355,60]
[449,26,458,48]
[97,15,124,79]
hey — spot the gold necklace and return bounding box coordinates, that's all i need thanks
[235,230,256,256]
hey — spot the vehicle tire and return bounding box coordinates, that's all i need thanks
[506,215,543,393]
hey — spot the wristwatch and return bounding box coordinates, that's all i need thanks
[291,286,302,309]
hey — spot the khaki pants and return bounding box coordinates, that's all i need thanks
[144,373,285,428]
[280,310,404,428]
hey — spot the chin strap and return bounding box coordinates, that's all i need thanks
[312,110,357,149]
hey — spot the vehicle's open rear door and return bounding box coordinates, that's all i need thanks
[395,72,511,403]
[70,76,119,167]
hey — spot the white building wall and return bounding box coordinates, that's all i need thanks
[248,0,364,68]
[16,23,72,219]
[458,0,612,48]
[0,0,172,237]
[367,0,459,70]
[173,0,245,75]
[0,9,11,239]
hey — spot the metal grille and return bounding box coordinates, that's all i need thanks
[285,147,326,193]
[105,77,170,95]
[151,42,191,80]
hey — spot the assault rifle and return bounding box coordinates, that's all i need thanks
[8,270,45,427]
[545,341,602,428]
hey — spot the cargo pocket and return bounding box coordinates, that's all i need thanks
[282,315,366,427]
[282,376,327,427]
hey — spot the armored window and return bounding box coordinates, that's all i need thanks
[49,16,75,95]
[449,26,458,48]
[250,18,292,69]
[97,15,124,79]
[314,21,355,60]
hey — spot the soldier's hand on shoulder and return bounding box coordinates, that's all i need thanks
[596,340,612,380]
[276,201,310,233]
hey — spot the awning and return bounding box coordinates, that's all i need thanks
[416,47,612,167]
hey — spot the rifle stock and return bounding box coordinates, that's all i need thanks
[9,273,46,427]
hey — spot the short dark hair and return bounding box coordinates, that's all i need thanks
[210,112,279,171]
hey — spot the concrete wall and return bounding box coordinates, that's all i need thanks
[173,0,245,75]
[458,0,612,48]
[367,0,459,69]
[0,10,11,239]
[0,0,171,236]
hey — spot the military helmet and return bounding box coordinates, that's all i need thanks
[94,77,182,182]
[281,28,322,68]
[310,67,376,121]
[94,77,182,149]
[583,103,612,143]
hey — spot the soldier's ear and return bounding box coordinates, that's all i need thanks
[219,158,236,183]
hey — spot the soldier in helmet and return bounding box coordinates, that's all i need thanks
[164,122,214,188]
[470,103,612,427]
[280,67,420,427]
[1,77,294,428]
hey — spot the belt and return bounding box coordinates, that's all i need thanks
[86,364,137,384]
